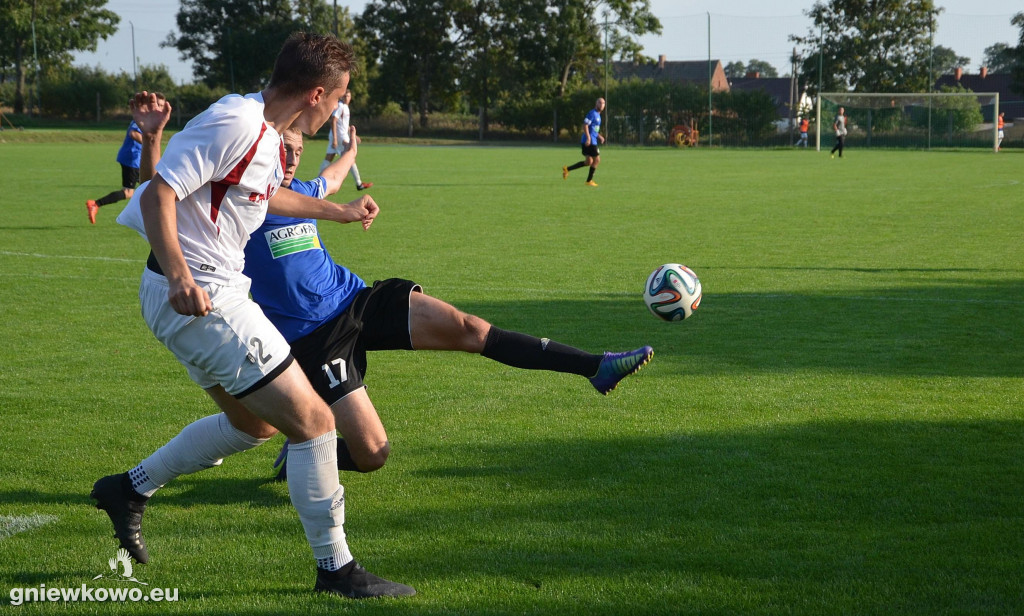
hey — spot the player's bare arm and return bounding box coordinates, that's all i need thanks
[139,176,212,317]
[131,91,172,183]
[268,187,378,230]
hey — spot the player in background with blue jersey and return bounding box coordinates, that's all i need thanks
[562,97,605,187]
[86,120,142,224]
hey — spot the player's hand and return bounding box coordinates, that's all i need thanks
[130,91,171,135]
[598,134,605,144]
[348,126,358,156]
[167,278,213,317]
[343,194,378,231]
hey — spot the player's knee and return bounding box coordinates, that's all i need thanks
[356,441,390,472]
[463,314,490,351]
[124,188,134,199]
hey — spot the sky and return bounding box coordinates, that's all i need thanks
[73,0,1022,85]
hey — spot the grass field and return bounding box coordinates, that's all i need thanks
[1,136,1022,615]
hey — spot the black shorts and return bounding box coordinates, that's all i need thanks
[121,165,140,190]
[289,278,422,406]
[581,144,600,158]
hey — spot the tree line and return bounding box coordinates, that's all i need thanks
[2,0,1022,136]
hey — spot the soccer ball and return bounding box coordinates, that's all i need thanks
[643,264,702,321]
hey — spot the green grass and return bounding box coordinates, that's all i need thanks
[1,138,1022,615]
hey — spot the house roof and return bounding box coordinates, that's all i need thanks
[729,77,798,118]
[934,71,1024,121]
[611,59,730,92]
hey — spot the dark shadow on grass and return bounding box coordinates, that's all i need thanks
[365,420,1024,614]
[455,277,1024,378]
[164,476,284,509]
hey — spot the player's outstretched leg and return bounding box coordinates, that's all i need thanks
[86,200,99,224]
[589,346,654,395]
[315,561,416,599]
[91,473,150,563]
[410,292,652,394]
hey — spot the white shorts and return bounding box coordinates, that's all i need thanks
[139,269,293,397]
[325,140,353,156]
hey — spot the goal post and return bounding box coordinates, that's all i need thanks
[816,91,1000,152]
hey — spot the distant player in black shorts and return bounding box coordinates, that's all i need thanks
[86,120,142,224]
[563,97,605,187]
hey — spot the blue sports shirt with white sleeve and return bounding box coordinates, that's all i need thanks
[242,177,367,343]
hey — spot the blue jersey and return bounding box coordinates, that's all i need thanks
[581,108,601,145]
[116,121,142,168]
[243,177,367,342]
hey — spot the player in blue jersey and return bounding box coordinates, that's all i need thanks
[262,126,652,479]
[562,97,605,187]
[86,119,142,224]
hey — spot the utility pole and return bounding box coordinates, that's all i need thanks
[130,21,138,90]
[707,12,712,147]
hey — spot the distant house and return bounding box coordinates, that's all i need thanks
[728,75,814,131]
[934,67,1023,122]
[611,56,730,92]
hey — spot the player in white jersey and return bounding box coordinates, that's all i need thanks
[90,33,414,600]
[321,90,372,190]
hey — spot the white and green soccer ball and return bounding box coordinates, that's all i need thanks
[643,263,702,321]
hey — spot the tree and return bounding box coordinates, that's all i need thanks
[744,59,778,78]
[541,0,661,98]
[164,0,292,91]
[791,0,941,94]
[164,0,357,92]
[0,0,119,113]
[983,43,1016,74]
[725,59,778,79]
[723,61,745,79]
[357,0,463,128]
[930,45,969,76]
[1012,12,1024,97]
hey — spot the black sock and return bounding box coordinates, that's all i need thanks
[586,167,596,182]
[337,438,362,472]
[482,327,602,377]
[567,161,586,171]
[96,190,127,207]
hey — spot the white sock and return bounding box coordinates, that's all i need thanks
[349,163,362,186]
[286,431,353,571]
[129,413,269,497]
[319,159,330,174]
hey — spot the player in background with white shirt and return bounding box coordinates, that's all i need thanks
[321,90,372,190]
[89,34,414,599]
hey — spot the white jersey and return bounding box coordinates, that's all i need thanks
[117,92,284,286]
[328,101,351,147]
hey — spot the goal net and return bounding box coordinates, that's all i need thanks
[816,91,1001,151]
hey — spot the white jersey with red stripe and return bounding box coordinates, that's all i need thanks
[118,92,285,286]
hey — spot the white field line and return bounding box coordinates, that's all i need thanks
[0,514,58,540]
[0,250,139,263]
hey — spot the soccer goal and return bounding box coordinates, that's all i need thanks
[816,91,1001,152]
